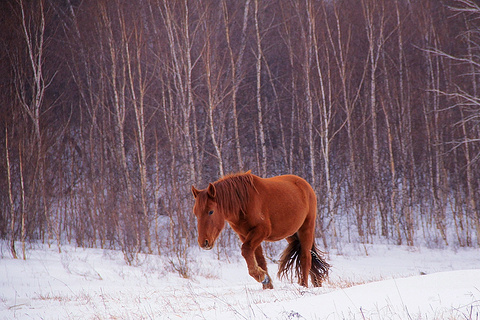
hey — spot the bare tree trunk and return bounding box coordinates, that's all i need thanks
[433,1,480,245]
[309,0,335,246]
[222,0,250,171]
[183,0,198,184]
[425,35,448,245]
[381,100,401,245]
[463,19,480,245]
[161,0,197,185]
[362,0,387,237]
[19,141,26,259]
[279,2,298,174]
[395,0,414,246]
[380,40,402,245]
[100,3,139,262]
[325,1,369,241]
[16,0,51,245]
[291,0,315,186]
[305,11,316,190]
[461,107,480,245]
[124,19,152,253]
[154,130,162,255]
[202,10,225,177]
[329,2,358,238]
[6,128,18,259]
[254,0,267,176]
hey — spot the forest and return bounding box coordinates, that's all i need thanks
[1,0,479,264]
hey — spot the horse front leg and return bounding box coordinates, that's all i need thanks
[240,230,273,289]
[255,245,273,289]
[241,243,270,287]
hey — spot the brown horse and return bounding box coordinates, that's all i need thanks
[191,171,329,289]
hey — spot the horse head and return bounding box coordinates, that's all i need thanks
[191,183,225,250]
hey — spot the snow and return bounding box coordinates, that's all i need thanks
[1,243,479,319]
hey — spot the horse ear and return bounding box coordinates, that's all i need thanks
[191,186,200,198]
[207,183,216,199]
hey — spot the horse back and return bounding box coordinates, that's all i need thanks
[258,174,315,204]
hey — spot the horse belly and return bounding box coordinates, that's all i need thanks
[267,213,306,241]
[265,196,309,241]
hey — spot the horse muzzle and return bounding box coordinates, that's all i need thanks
[200,239,213,250]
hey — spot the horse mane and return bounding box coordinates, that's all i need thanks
[213,171,257,219]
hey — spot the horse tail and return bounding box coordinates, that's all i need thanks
[310,242,330,286]
[277,233,330,287]
[277,234,302,283]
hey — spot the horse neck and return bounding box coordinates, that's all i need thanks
[215,175,256,222]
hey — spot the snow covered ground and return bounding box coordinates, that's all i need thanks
[1,242,479,319]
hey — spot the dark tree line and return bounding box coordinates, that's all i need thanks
[1,0,479,262]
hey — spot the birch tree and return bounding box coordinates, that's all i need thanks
[14,0,52,245]
[222,0,251,171]
[254,0,267,176]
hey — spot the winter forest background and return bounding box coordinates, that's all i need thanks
[1,0,479,266]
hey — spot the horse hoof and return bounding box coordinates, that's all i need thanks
[262,274,273,289]
[263,282,274,289]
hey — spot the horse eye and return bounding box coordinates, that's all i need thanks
[208,210,214,215]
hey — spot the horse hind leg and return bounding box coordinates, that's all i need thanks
[298,230,330,287]
[278,231,328,288]
[297,218,330,287]
[310,244,330,287]
[296,232,313,287]
[277,234,305,286]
